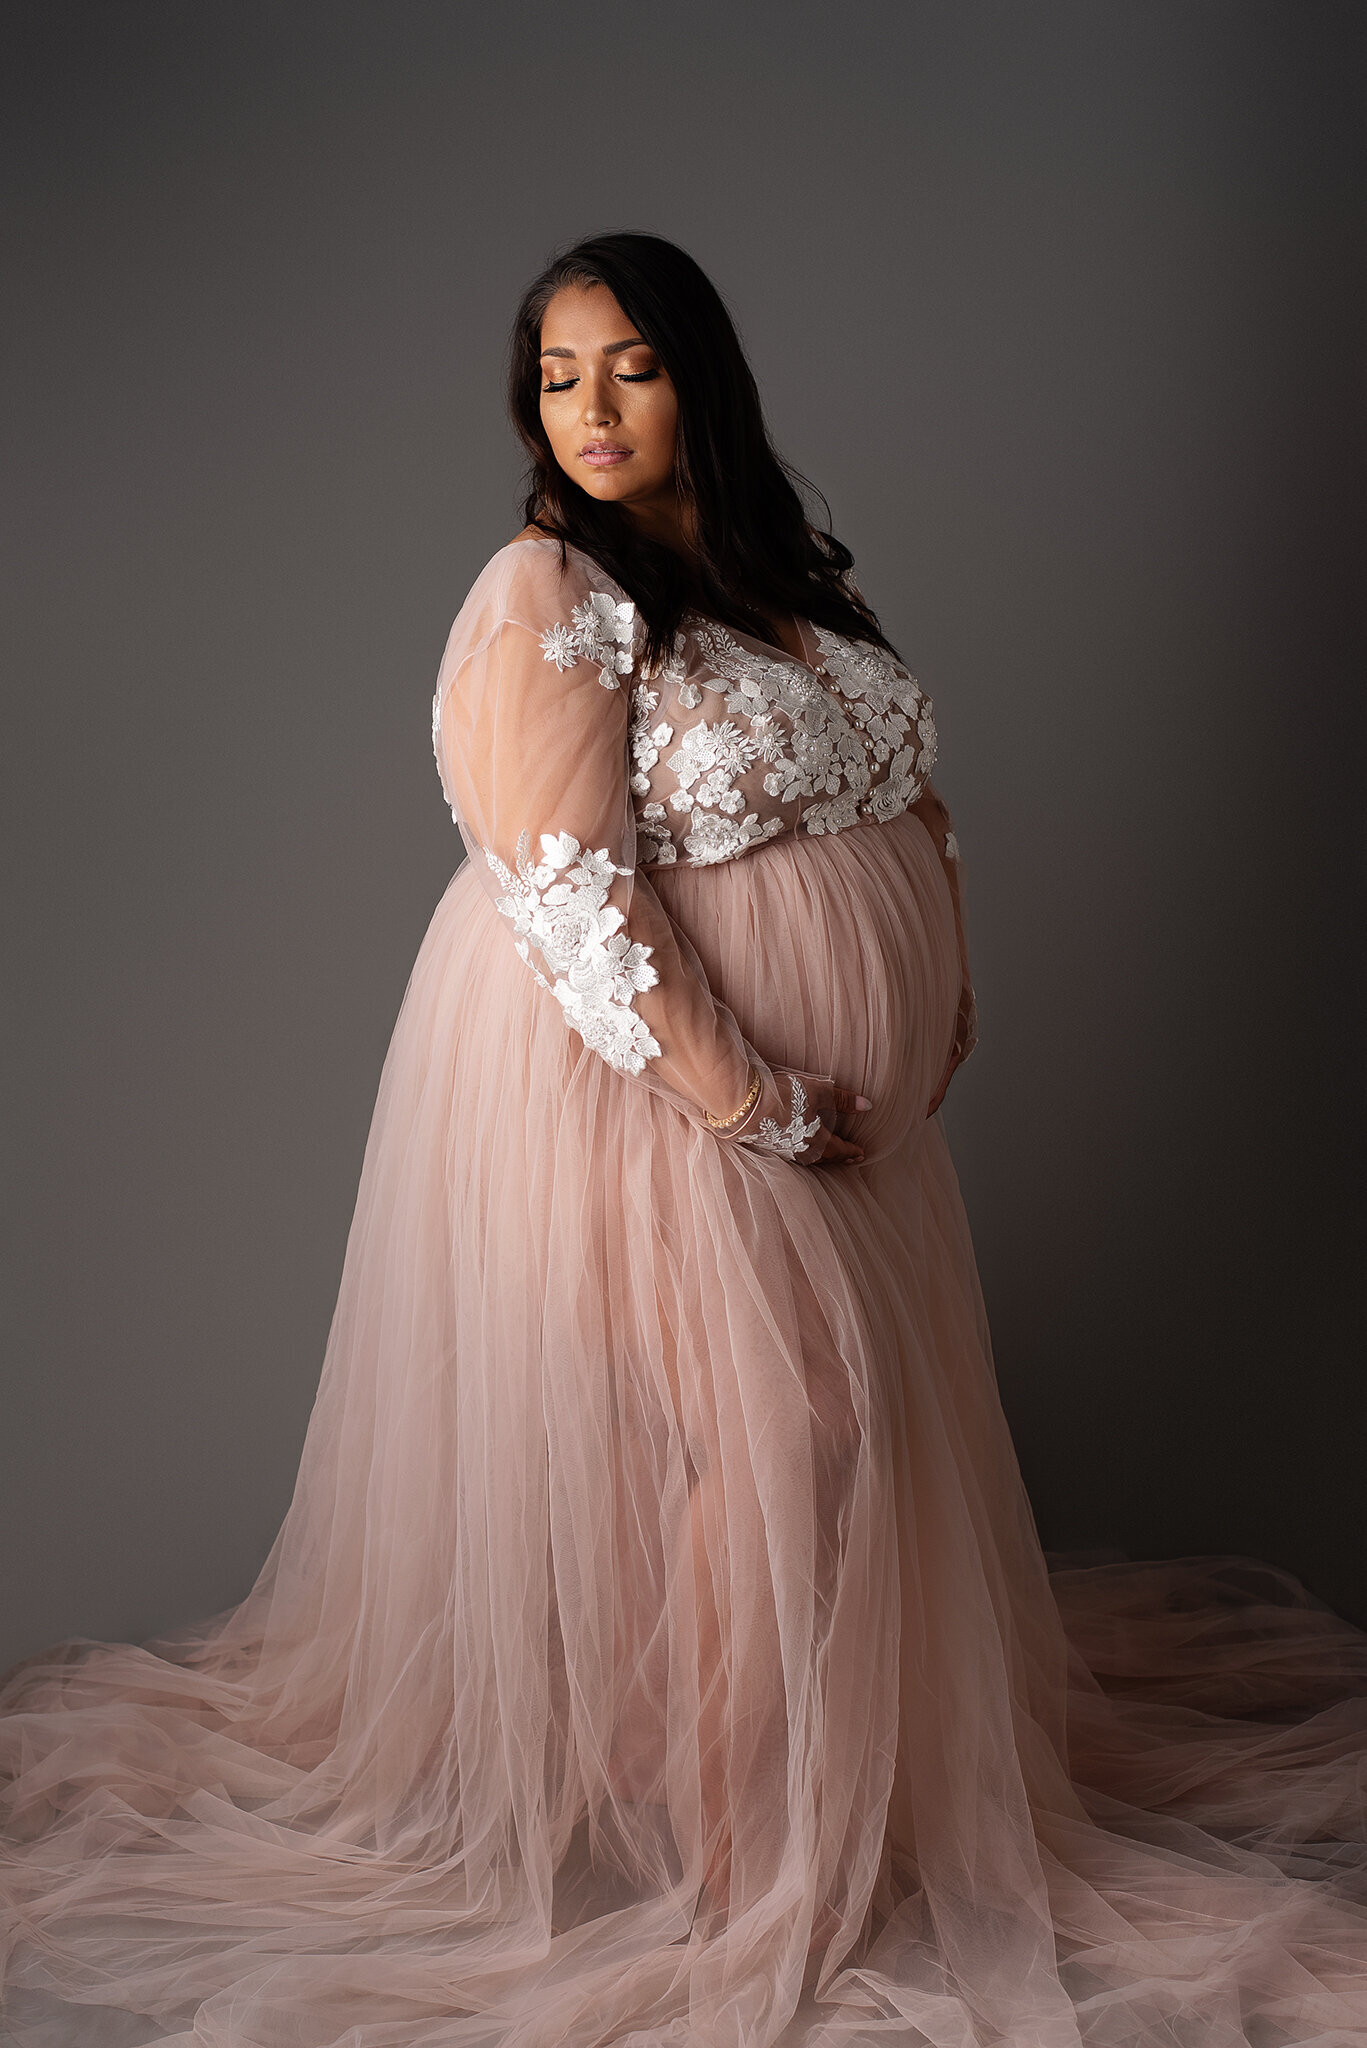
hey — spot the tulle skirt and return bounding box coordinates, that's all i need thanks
[3,807,1366,2047]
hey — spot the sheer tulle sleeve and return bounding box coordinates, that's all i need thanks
[431,539,831,1157]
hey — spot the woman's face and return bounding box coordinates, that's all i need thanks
[538,283,679,520]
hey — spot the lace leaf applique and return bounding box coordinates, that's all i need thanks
[681,810,784,865]
[801,790,863,838]
[737,1075,824,1160]
[485,829,662,1074]
[539,592,636,689]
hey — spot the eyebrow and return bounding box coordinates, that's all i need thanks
[539,337,649,359]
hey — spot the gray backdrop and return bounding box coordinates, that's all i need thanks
[3,0,1364,1678]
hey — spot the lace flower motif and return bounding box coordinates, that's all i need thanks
[540,592,636,689]
[665,720,759,817]
[485,829,661,1074]
[625,610,940,870]
[539,623,578,672]
[635,798,680,864]
[737,1075,824,1160]
[628,683,674,798]
[636,801,678,866]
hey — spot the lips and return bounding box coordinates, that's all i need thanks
[580,442,632,468]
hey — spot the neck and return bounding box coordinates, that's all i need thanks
[623,487,696,565]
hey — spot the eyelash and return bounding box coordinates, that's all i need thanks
[542,370,658,393]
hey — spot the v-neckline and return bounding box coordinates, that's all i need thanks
[744,612,812,668]
[684,608,831,681]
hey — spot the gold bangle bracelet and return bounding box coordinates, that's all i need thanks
[704,1068,761,1130]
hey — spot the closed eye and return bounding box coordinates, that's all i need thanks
[541,369,660,394]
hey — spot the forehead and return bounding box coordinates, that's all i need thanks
[538,281,638,352]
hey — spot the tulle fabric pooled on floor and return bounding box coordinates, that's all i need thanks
[3,806,1367,2047]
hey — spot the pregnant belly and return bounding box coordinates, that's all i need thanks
[649,809,961,1161]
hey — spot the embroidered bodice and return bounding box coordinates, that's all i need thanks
[430,537,972,1161]
[626,608,938,871]
[524,540,938,870]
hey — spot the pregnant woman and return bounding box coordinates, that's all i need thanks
[3,232,1366,2048]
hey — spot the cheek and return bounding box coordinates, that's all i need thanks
[540,402,577,466]
[639,391,679,474]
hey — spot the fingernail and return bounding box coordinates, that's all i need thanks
[855,1095,872,1110]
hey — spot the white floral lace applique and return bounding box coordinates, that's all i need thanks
[664,692,791,860]
[737,1075,824,1160]
[628,682,674,798]
[637,676,785,864]
[635,801,678,867]
[678,618,938,839]
[541,592,636,689]
[812,627,938,823]
[665,720,760,817]
[624,607,939,870]
[682,810,784,865]
[484,829,662,1074]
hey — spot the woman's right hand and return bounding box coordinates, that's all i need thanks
[799,1076,871,1165]
[728,1067,872,1167]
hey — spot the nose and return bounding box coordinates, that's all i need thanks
[581,372,619,428]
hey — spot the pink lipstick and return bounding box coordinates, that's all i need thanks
[580,442,631,468]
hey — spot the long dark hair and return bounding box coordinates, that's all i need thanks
[508,232,898,672]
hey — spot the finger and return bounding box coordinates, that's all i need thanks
[814,1134,864,1165]
[831,1087,874,1113]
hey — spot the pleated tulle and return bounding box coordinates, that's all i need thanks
[3,808,1366,2047]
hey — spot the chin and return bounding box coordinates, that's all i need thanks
[580,476,636,505]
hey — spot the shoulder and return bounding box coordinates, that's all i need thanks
[449,535,638,688]
[471,532,627,614]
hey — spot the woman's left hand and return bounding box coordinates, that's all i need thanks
[927,987,978,1117]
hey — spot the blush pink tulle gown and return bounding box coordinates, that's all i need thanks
[3,535,1366,2047]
